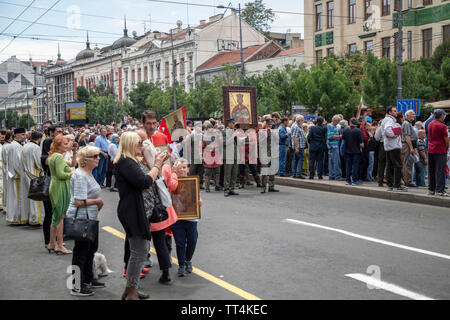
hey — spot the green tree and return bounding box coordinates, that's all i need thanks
[18,113,36,129]
[442,56,450,82]
[186,78,222,118]
[292,58,358,119]
[431,39,450,72]
[361,52,397,110]
[241,0,275,35]
[76,86,90,102]
[128,82,161,118]
[90,84,113,98]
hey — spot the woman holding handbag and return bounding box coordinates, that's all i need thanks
[66,146,103,297]
[114,131,168,300]
[47,135,74,255]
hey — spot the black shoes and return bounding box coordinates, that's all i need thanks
[268,188,279,192]
[294,175,306,179]
[71,284,94,297]
[224,191,239,197]
[159,270,172,285]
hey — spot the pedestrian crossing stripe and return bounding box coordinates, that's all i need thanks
[102,226,262,300]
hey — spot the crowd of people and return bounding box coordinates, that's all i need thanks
[0,105,448,299]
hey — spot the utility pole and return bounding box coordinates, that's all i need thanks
[111,56,116,124]
[397,0,403,100]
[238,3,245,86]
[171,29,177,110]
[27,82,30,129]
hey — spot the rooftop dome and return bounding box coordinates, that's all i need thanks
[111,17,137,50]
[76,32,94,61]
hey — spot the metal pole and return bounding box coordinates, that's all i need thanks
[15,98,17,128]
[111,56,116,124]
[171,29,177,110]
[239,3,245,86]
[397,1,403,100]
[27,82,30,129]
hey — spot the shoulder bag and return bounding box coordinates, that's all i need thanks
[64,200,99,242]
[155,176,172,207]
[149,189,169,223]
[22,156,50,201]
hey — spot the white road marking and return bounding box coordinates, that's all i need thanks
[345,273,434,300]
[283,219,450,261]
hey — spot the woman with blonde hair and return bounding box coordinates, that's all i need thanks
[114,131,168,300]
[47,135,74,254]
[66,146,103,296]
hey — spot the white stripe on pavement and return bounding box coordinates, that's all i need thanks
[283,219,450,260]
[345,273,434,300]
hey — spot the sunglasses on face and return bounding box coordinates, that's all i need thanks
[88,154,100,159]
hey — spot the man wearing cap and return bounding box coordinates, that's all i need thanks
[223,118,239,197]
[0,130,6,213]
[427,109,449,196]
[260,115,279,193]
[401,110,419,188]
[22,131,44,225]
[4,128,28,224]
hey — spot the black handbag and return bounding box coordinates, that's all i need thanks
[149,191,169,223]
[28,174,51,201]
[63,201,99,242]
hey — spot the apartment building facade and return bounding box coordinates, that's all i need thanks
[305,0,450,65]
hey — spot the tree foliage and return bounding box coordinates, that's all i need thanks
[241,0,275,35]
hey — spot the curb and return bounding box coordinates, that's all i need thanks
[275,177,450,209]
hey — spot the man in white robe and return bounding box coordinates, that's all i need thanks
[0,130,6,213]
[1,131,12,215]
[5,128,28,225]
[22,131,44,225]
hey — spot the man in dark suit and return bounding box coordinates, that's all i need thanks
[307,116,327,179]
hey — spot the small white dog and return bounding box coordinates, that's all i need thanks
[93,252,114,280]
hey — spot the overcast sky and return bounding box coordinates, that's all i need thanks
[0,0,305,63]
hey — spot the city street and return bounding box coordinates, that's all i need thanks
[1,185,449,300]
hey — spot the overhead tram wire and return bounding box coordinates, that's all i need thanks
[0,0,36,35]
[0,0,62,55]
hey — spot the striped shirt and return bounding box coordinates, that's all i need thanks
[66,169,101,221]
[327,123,340,149]
[291,123,306,149]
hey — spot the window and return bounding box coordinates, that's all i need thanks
[315,4,323,31]
[408,0,412,8]
[180,57,185,77]
[382,0,390,16]
[394,0,400,11]
[348,43,357,53]
[365,0,372,20]
[423,0,432,5]
[165,61,170,80]
[315,49,323,65]
[444,25,450,41]
[407,31,412,60]
[348,0,356,24]
[327,2,334,28]
[327,47,334,56]
[382,37,390,58]
[365,40,374,52]
[422,28,432,58]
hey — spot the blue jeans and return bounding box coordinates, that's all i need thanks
[345,153,360,183]
[170,221,198,267]
[278,145,288,175]
[366,151,375,181]
[414,161,427,187]
[93,153,107,186]
[291,148,305,177]
[328,148,342,179]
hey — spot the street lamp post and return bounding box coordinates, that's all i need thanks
[397,0,403,100]
[110,56,116,124]
[218,3,245,86]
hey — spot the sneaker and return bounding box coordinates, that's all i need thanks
[437,191,449,197]
[178,265,185,277]
[71,285,94,297]
[396,186,408,192]
[428,191,435,196]
[186,261,193,274]
[352,180,363,186]
[87,280,105,289]
[406,184,418,188]
[345,181,352,185]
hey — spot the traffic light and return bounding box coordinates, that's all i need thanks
[33,87,37,96]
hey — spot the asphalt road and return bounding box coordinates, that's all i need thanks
[0,183,449,300]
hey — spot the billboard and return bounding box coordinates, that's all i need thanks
[65,102,87,125]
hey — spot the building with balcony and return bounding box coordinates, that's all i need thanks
[304,0,450,66]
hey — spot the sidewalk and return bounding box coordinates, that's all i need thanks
[275,176,450,209]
